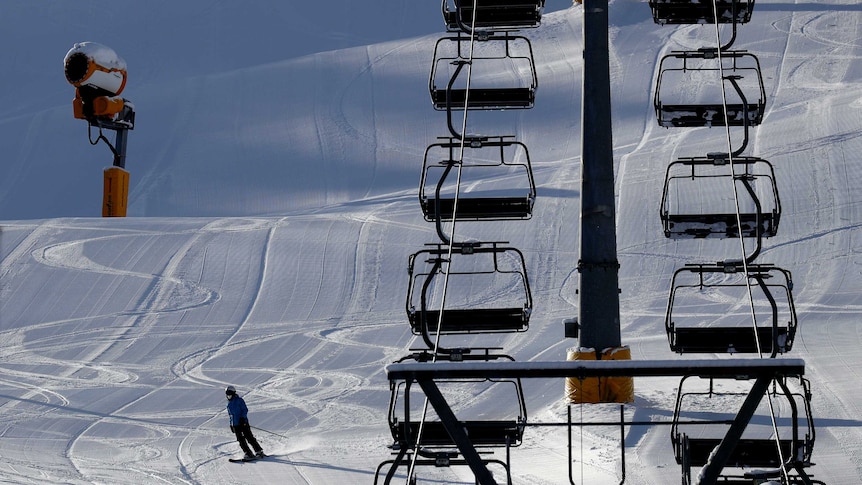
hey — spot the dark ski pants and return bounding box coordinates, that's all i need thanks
[232,420,262,455]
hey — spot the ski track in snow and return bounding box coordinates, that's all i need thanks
[64,219,259,483]
[168,210,406,481]
[0,218,288,483]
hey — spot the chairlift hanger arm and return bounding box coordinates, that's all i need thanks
[433,160,457,243]
[738,175,763,263]
[725,75,750,156]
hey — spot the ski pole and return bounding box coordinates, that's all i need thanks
[251,425,290,440]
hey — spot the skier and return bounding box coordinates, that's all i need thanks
[225,385,266,461]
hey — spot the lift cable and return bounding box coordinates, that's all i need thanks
[713,14,759,348]
[712,2,789,481]
[406,2,479,482]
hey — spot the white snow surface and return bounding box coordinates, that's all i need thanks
[2,0,862,483]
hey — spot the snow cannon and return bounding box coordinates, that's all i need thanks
[64,42,127,95]
[64,41,135,217]
[64,42,132,122]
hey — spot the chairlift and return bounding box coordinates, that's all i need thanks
[430,31,537,110]
[387,378,527,448]
[665,262,797,356]
[671,375,818,485]
[406,242,532,344]
[660,154,781,240]
[442,0,546,31]
[649,0,755,26]
[376,352,522,484]
[420,136,536,222]
[654,50,765,128]
[381,355,527,484]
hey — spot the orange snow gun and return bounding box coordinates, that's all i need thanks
[64,42,131,124]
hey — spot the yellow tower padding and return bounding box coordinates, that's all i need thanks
[604,346,634,403]
[565,347,599,404]
[565,346,634,404]
[103,166,129,217]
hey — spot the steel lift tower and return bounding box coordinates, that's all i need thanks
[577,0,622,352]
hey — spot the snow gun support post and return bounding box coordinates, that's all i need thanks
[64,42,136,217]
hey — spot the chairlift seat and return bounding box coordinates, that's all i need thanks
[657,102,764,128]
[444,0,545,30]
[649,0,754,25]
[421,196,534,221]
[392,420,523,448]
[680,436,804,468]
[670,326,791,354]
[409,308,529,335]
[664,212,778,239]
[432,87,535,110]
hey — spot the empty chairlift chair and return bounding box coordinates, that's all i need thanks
[654,50,765,128]
[406,241,532,340]
[388,377,527,449]
[430,31,538,110]
[660,154,781,240]
[420,136,537,222]
[380,365,527,484]
[649,0,755,26]
[442,0,546,31]
[665,262,797,356]
[671,375,818,485]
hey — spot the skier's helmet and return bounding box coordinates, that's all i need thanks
[225,385,237,398]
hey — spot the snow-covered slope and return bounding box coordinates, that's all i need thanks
[1,0,861,483]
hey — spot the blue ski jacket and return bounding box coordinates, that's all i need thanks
[226,395,249,426]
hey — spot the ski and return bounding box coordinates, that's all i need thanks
[228,453,267,463]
